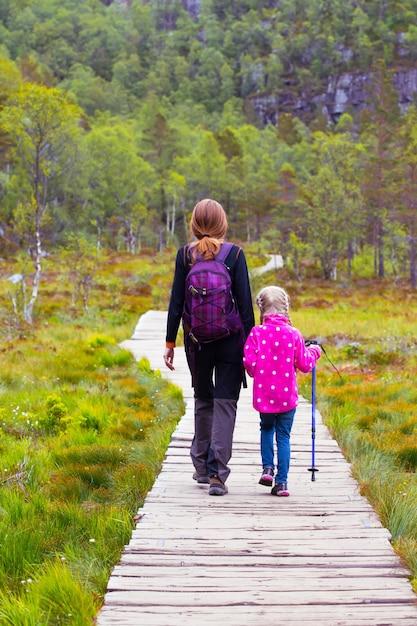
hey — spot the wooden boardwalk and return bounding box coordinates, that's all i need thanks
[98,311,417,626]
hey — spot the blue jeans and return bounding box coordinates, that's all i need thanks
[260,409,296,483]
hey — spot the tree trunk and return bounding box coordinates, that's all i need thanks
[166,204,170,233]
[246,217,251,243]
[24,214,42,324]
[373,221,378,277]
[255,213,261,240]
[347,240,354,278]
[170,200,176,236]
[321,255,338,281]
[124,220,137,254]
[96,224,102,251]
[410,235,417,290]
[293,248,300,282]
[378,220,385,278]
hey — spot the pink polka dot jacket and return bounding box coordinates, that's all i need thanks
[243,313,321,413]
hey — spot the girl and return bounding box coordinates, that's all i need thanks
[243,286,321,496]
[164,199,254,496]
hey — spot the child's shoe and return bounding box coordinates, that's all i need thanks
[271,482,289,497]
[259,467,274,486]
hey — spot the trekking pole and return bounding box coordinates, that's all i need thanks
[305,339,342,482]
[308,366,319,482]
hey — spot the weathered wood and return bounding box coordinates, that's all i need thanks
[97,310,417,625]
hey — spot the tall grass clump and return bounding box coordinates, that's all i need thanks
[0,251,185,623]
[291,283,417,593]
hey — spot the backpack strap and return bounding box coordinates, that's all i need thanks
[220,243,242,274]
[183,242,241,270]
[183,244,192,268]
[216,242,235,264]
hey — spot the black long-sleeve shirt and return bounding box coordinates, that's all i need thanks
[166,244,255,345]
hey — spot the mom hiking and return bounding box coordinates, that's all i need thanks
[164,198,320,496]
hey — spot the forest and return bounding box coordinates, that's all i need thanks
[1,0,417,309]
[0,2,417,623]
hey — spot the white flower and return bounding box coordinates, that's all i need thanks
[89,538,96,543]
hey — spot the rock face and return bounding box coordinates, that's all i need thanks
[393,68,417,112]
[251,67,417,124]
[182,0,201,19]
[102,0,131,6]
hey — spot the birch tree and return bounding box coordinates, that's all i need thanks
[0,83,82,323]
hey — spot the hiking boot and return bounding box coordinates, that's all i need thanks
[271,482,289,497]
[259,467,274,486]
[192,472,210,484]
[208,475,228,496]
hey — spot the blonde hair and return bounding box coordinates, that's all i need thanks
[256,286,292,324]
[189,198,228,260]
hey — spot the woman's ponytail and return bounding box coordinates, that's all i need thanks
[189,199,228,261]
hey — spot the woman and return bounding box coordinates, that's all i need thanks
[164,198,254,496]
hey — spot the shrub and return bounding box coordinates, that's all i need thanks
[40,395,68,433]
[366,349,404,366]
[54,445,127,468]
[110,416,147,440]
[397,446,417,471]
[98,348,132,368]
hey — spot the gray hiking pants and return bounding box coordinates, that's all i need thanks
[191,398,237,483]
[188,334,242,483]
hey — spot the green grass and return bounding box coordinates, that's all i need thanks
[282,279,417,593]
[0,252,185,624]
[1,245,417,621]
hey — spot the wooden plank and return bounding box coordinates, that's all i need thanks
[109,565,411,580]
[104,589,416,607]
[119,553,407,568]
[106,576,410,592]
[97,310,417,625]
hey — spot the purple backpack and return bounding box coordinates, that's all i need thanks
[183,243,243,344]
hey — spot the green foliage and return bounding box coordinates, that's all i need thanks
[0,252,185,623]
[294,283,417,587]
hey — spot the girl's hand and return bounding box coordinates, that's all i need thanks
[164,347,175,370]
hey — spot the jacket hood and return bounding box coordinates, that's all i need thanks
[262,313,290,325]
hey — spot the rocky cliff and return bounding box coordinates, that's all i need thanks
[250,67,417,125]
[103,1,417,125]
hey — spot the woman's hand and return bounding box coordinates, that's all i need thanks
[164,347,175,370]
